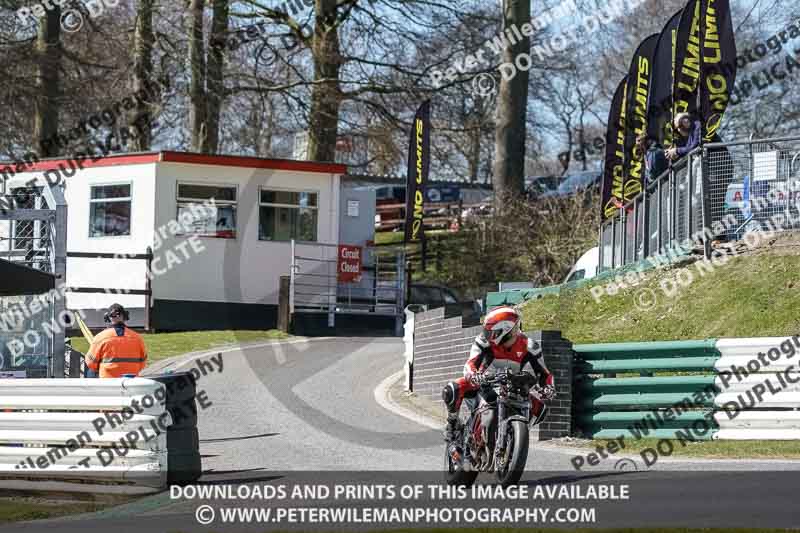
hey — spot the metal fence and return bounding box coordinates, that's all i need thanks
[0,184,68,377]
[289,241,406,326]
[599,136,800,271]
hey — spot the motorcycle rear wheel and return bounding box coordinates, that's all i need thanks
[495,420,528,487]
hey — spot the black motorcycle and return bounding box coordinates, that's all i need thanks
[444,369,541,487]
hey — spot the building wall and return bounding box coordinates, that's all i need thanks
[338,186,375,248]
[5,164,157,313]
[151,162,341,310]
[5,157,343,330]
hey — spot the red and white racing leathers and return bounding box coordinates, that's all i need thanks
[443,332,554,418]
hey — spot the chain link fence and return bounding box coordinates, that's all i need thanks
[599,136,800,271]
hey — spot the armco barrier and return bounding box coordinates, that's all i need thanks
[0,377,171,491]
[713,337,800,439]
[574,336,800,440]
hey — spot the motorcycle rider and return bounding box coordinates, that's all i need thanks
[441,306,556,445]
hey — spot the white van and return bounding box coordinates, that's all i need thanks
[564,247,599,283]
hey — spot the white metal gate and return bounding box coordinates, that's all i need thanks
[289,241,406,328]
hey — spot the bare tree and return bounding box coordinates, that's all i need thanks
[492,0,530,204]
[187,0,207,151]
[33,7,62,157]
[132,0,157,151]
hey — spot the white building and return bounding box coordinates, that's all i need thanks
[3,151,347,330]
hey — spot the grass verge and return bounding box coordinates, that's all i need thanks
[593,438,800,459]
[308,527,787,533]
[70,329,289,363]
[0,499,103,523]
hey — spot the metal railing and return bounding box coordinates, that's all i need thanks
[0,184,68,378]
[289,241,406,327]
[599,135,800,271]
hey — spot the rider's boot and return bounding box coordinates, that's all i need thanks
[444,412,460,442]
[444,412,464,464]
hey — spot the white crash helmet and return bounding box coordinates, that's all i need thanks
[483,306,522,346]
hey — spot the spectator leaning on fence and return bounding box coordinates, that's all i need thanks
[638,134,668,184]
[86,304,147,378]
[665,112,701,162]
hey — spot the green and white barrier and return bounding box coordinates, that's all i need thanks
[575,335,800,440]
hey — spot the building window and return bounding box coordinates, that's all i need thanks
[258,189,318,242]
[89,184,131,237]
[176,183,237,238]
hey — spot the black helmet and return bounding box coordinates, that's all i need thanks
[104,303,129,323]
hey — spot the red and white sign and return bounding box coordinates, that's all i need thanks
[338,245,362,283]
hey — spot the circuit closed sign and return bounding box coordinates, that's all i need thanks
[338,245,362,283]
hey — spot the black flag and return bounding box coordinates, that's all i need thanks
[623,34,659,201]
[648,9,683,147]
[699,0,737,142]
[673,0,702,123]
[404,100,431,243]
[602,76,628,221]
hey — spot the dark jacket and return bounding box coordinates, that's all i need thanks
[646,145,669,183]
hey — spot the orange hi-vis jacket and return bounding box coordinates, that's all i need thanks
[86,325,147,378]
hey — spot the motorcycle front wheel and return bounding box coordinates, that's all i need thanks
[495,420,528,487]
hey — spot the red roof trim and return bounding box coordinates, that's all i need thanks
[14,153,160,172]
[160,152,347,174]
[1,151,346,175]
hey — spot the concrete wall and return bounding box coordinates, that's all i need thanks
[411,307,574,440]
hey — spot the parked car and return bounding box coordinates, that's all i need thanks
[408,283,460,308]
[541,171,601,199]
[525,176,559,199]
[563,247,599,284]
[407,283,482,323]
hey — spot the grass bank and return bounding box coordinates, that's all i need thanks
[0,499,104,523]
[70,329,289,363]
[519,243,800,344]
[591,438,800,459]
[519,235,800,458]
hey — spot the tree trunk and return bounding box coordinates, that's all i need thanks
[188,0,207,152]
[579,112,587,171]
[34,7,62,157]
[307,0,342,162]
[468,119,480,183]
[205,0,229,153]
[492,0,530,206]
[132,0,156,151]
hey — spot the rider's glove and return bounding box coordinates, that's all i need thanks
[469,372,486,387]
[541,383,556,400]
